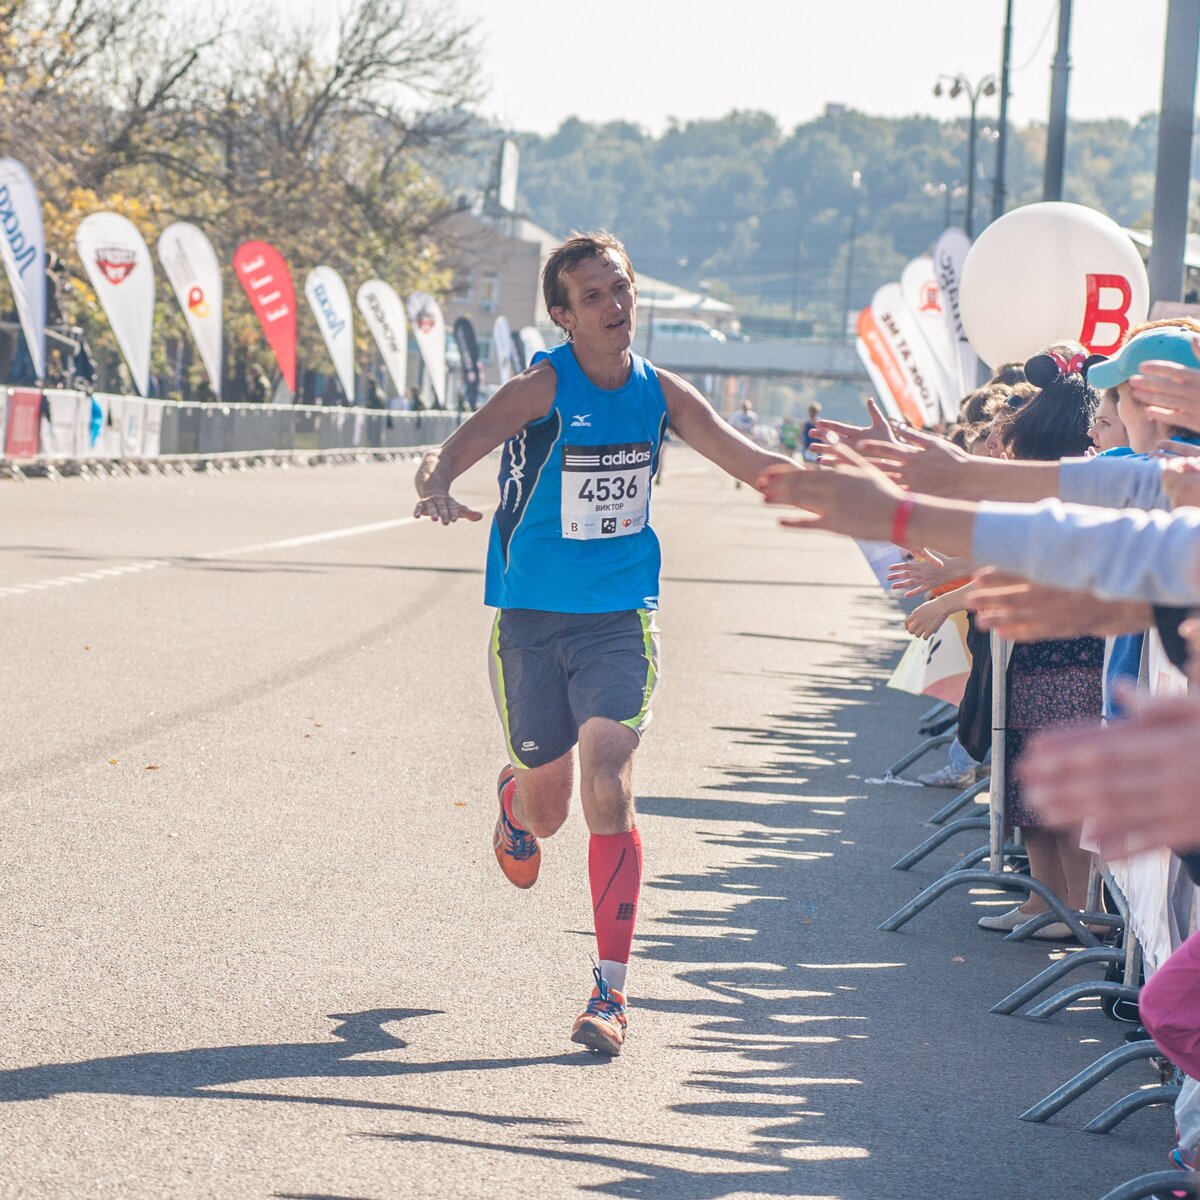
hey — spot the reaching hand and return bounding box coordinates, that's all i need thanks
[1018,687,1200,858]
[848,428,973,498]
[413,493,483,524]
[967,569,1152,641]
[756,443,906,541]
[887,548,948,597]
[905,594,950,639]
[1129,344,1200,434]
[810,397,897,453]
[1160,456,1200,509]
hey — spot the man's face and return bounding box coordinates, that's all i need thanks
[553,251,637,350]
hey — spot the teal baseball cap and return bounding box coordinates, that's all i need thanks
[1088,326,1200,389]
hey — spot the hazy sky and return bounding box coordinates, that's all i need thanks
[447,0,1168,134]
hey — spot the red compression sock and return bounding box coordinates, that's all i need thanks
[589,829,643,980]
[501,776,526,830]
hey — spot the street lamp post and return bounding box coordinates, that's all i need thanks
[934,73,997,237]
[923,180,966,230]
[840,170,862,344]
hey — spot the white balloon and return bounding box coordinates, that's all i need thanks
[959,202,1149,368]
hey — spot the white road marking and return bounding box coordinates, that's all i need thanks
[1,517,421,600]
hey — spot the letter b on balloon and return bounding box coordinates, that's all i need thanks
[958,202,1149,368]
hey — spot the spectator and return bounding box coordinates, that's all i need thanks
[249,366,271,405]
[802,402,822,462]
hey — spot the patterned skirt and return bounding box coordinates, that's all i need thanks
[1005,636,1105,830]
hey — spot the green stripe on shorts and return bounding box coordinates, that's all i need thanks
[490,611,527,769]
[620,609,659,733]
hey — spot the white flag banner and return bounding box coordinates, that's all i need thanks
[519,325,547,364]
[0,158,46,379]
[887,611,971,705]
[492,315,517,384]
[406,290,447,407]
[158,222,223,398]
[76,212,155,396]
[854,334,904,424]
[305,266,356,402]
[869,283,945,428]
[900,255,960,422]
[932,227,980,397]
[356,280,408,398]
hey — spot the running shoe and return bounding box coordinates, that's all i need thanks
[570,967,628,1056]
[493,764,540,889]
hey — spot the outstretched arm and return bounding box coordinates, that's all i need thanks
[660,371,792,484]
[414,364,555,524]
[755,449,1200,606]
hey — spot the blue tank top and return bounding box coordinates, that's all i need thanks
[485,342,669,613]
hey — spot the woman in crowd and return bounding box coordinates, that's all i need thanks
[973,349,1106,937]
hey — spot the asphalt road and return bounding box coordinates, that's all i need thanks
[0,449,1166,1198]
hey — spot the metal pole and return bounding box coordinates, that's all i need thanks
[841,177,860,344]
[1043,0,1073,201]
[966,98,979,238]
[988,633,1008,874]
[992,0,1014,222]
[1149,0,1200,306]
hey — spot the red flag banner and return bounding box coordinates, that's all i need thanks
[234,241,297,393]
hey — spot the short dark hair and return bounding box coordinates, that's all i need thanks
[542,231,635,334]
[988,361,1027,387]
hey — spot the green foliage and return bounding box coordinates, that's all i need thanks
[517,108,1168,337]
[0,0,479,397]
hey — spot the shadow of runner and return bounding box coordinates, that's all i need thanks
[0,1009,590,1114]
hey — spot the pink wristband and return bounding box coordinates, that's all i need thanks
[890,497,917,548]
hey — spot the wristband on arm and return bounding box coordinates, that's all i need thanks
[891,497,917,548]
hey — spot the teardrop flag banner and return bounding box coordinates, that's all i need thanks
[491,315,518,384]
[0,158,46,379]
[305,266,355,402]
[158,222,223,398]
[453,316,481,409]
[76,211,155,396]
[518,325,547,366]
[869,282,945,428]
[234,241,297,393]
[406,290,447,407]
[932,227,980,396]
[900,255,960,422]
[856,307,919,426]
[356,280,408,398]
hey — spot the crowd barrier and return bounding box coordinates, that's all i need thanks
[877,629,1197,1198]
[0,386,464,477]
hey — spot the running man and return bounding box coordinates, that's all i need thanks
[414,232,791,1055]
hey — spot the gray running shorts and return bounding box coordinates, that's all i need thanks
[488,608,660,769]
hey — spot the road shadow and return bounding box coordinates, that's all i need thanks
[368,628,908,1198]
[0,1008,594,1115]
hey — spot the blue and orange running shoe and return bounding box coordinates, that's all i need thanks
[570,967,628,1056]
[492,764,540,889]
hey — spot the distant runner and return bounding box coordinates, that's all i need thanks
[414,231,790,1055]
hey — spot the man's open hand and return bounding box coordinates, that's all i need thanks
[413,494,483,524]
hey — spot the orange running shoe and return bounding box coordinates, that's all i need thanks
[570,968,628,1056]
[492,764,541,889]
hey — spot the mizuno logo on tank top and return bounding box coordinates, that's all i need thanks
[485,342,669,615]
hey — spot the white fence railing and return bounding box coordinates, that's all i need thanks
[0,386,462,476]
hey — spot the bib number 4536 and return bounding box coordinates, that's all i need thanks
[578,475,639,503]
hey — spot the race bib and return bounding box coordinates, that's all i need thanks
[561,441,651,540]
